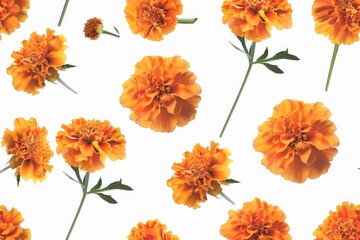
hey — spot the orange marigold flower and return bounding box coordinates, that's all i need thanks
[222,0,292,42]
[220,198,292,240]
[7,28,68,95]
[0,0,29,40]
[120,55,201,132]
[253,99,339,183]
[167,141,232,209]
[0,205,31,239]
[313,0,360,45]
[84,17,104,40]
[1,117,54,182]
[56,117,126,173]
[128,219,179,240]
[124,0,183,41]
[314,201,360,239]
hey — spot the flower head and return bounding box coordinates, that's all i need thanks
[220,198,291,240]
[313,0,360,45]
[56,118,126,173]
[0,205,31,239]
[0,0,30,40]
[314,201,360,239]
[167,141,232,209]
[120,55,201,132]
[1,117,53,182]
[84,17,104,40]
[124,0,183,41]
[222,0,292,42]
[253,99,339,183]
[7,28,68,95]
[128,219,179,240]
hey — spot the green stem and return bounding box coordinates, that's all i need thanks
[177,18,198,24]
[102,30,120,38]
[219,191,235,205]
[65,172,90,240]
[325,44,340,91]
[58,0,70,26]
[220,42,256,137]
[0,165,10,174]
[57,78,78,94]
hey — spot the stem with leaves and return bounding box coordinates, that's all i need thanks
[219,36,299,137]
[64,167,133,239]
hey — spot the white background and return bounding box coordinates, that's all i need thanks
[0,0,359,239]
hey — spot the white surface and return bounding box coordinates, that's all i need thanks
[0,0,359,239]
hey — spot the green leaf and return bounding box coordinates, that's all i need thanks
[71,166,82,185]
[262,63,284,74]
[61,64,76,69]
[256,47,269,62]
[90,178,102,192]
[90,179,133,193]
[63,171,80,184]
[237,36,249,55]
[96,193,117,204]
[225,179,240,184]
[263,49,299,62]
[228,41,245,54]
[113,26,119,35]
[16,174,20,187]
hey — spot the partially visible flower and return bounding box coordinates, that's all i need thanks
[222,0,292,42]
[220,198,292,240]
[313,0,360,45]
[56,117,126,173]
[312,0,360,91]
[1,117,53,182]
[253,99,339,183]
[84,17,120,40]
[120,55,201,132]
[124,0,183,41]
[314,201,360,239]
[0,205,31,239]
[7,28,77,95]
[0,0,30,40]
[128,219,179,240]
[167,141,233,209]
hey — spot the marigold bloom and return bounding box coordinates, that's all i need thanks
[1,117,54,182]
[56,118,126,173]
[220,198,291,240]
[124,0,183,41]
[0,205,31,239]
[0,0,29,40]
[84,17,104,40]
[222,0,292,42]
[7,28,68,95]
[128,219,179,240]
[120,55,201,132]
[253,99,339,183]
[313,0,360,45]
[314,201,360,239]
[167,141,232,209]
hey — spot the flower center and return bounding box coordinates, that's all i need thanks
[249,215,270,237]
[283,119,308,149]
[326,218,360,238]
[21,49,48,76]
[335,0,360,23]
[138,4,166,26]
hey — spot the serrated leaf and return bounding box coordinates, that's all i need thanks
[228,41,245,54]
[90,179,133,193]
[90,178,102,192]
[225,179,240,184]
[96,193,117,204]
[71,166,82,185]
[256,47,269,62]
[63,171,80,184]
[113,26,119,35]
[262,63,284,74]
[237,36,249,54]
[264,49,300,62]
